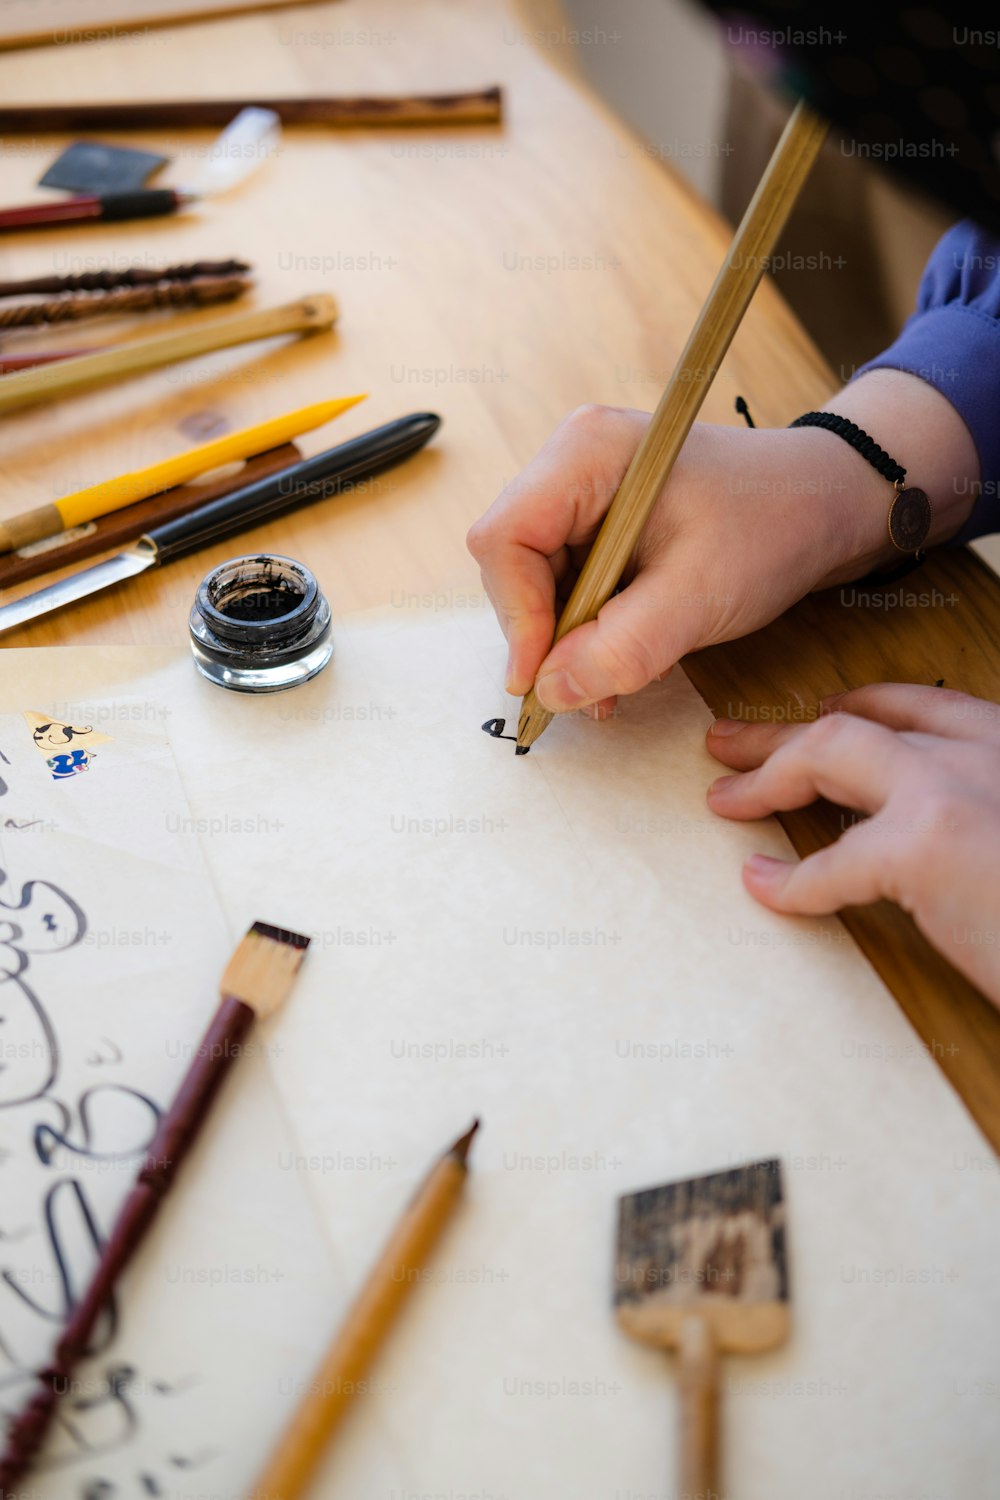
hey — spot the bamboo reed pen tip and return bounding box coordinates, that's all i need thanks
[221,921,310,1019]
[449,1118,480,1165]
[515,690,553,754]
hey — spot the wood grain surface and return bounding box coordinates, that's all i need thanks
[685,549,1000,1152]
[0,0,995,1148]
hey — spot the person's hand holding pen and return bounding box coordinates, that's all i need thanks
[468,367,1000,1008]
[467,369,977,718]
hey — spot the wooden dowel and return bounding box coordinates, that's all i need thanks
[0,293,337,416]
[516,100,827,752]
[678,1316,720,1500]
[0,89,503,132]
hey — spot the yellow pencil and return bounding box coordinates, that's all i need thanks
[0,393,366,553]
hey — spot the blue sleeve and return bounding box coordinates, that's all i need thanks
[851,221,1000,542]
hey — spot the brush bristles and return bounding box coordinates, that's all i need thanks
[221,921,310,1018]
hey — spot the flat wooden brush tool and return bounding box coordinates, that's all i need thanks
[615,1159,790,1499]
[0,921,310,1498]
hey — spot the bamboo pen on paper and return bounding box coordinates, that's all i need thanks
[0,922,310,1498]
[249,1120,479,1500]
[0,394,366,552]
[0,293,338,416]
[514,100,828,754]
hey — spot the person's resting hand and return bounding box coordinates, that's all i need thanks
[706,683,1000,1006]
[467,372,977,716]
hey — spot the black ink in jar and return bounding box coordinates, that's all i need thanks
[189,554,333,693]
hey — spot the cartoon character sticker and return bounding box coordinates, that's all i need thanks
[23,713,113,781]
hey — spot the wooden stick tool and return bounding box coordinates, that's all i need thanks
[0,922,310,1498]
[516,100,827,752]
[0,293,337,416]
[615,1159,790,1499]
[250,1119,479,1500]
[0,89,503,132]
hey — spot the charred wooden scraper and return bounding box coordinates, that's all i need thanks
[614,1159,789,1499]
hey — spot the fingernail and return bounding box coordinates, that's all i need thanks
[745,853,787,880]
[708,774,737,793]
[536,668,588,712]
[710,718,746,737]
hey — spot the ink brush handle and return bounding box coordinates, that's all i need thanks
[0,189,194,234]
[0,996,256,1496]
[147,412,441,565]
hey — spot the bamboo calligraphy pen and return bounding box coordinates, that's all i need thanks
[0,922,310,1498]
[515,100,828,753]
[249,1120,479,1500]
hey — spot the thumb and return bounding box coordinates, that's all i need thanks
[533,570,695,713]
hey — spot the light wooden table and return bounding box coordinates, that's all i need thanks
[0,0,997,1149]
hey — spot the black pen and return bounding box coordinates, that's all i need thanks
[0,413,442,635]
[0,189,196,234]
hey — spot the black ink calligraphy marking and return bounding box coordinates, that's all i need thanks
[482,718,515,742]
[34,1084,159,1167]
[85,1038,123,1069]
[56,1363,139,1467]
[0,761,212,1490]
[0,873,87,1107]
[169,1448,216,1469]
[2,1179,110,1334]
[481,718,529,754]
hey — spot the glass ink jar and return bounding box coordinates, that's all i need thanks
[189,554,333,693]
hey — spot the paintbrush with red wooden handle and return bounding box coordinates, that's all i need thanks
[0,921,310,1497]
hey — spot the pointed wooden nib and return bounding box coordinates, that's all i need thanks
[614,1159,790,1355]
[450,1118,480,1165]
[221,921,310,1020]
[515,692,553,752]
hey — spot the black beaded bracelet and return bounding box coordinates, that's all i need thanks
[789,410,906,485]
[733,397,933,586]
[788,410,931,559]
